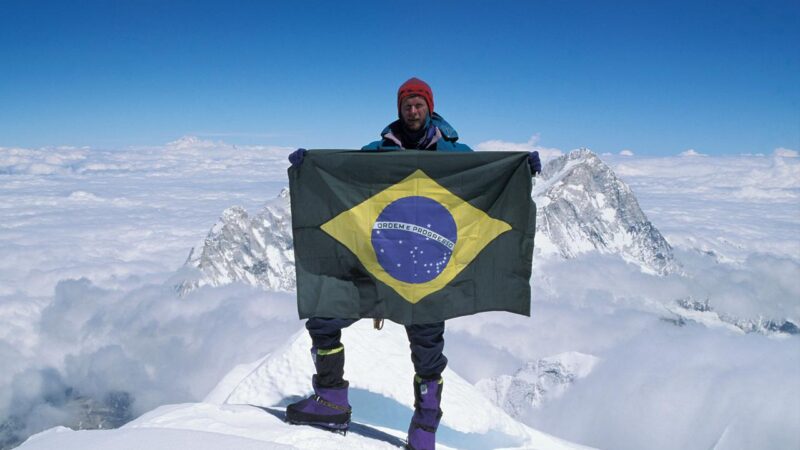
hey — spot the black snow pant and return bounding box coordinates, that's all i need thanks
[306,317,448,381]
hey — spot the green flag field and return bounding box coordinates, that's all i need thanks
[288,150,535,325]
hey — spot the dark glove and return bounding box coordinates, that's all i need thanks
[289,148,307,167]
[528,151,542,176]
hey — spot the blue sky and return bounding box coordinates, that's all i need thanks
[1,0,798,155]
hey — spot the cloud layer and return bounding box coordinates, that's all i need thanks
[474,134,564,161]
[1,137,798,449]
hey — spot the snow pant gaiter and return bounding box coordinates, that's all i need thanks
[406,375,443,450]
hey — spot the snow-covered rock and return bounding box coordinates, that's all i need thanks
[663,297,800,336]
[177,188,295,295]
[177,149,677,294]
[533,149,678,275]
[475,352,600,418]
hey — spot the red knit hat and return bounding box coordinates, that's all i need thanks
[397,77,434,114]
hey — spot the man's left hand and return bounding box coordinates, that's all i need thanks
[528,151,542,176]
[289,148,307,167]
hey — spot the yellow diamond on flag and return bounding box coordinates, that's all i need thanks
[320,169,512,304]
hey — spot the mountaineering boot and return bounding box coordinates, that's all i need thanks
[285,346,352,433]
[285,378,351,432]
[406,375,443,450]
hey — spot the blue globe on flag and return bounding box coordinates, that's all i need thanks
[371,196,458,284]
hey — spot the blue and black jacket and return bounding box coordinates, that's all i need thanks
[361,112,472,152]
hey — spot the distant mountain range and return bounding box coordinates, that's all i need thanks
[664,297,798,336]
[177,149,677,295]
[175,150,800,338]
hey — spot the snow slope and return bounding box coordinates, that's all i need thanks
[19,321,591,450]
[18,425,295,450]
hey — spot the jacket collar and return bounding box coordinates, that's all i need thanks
[384,127,442,149]
[381,112,460,143]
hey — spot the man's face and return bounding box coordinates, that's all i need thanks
[400,95,429,131]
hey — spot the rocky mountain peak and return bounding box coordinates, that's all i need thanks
[177,149,677,294]
[177,191,295,295]
[534,148,678,275]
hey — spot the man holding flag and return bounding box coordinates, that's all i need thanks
[286,78,541,450]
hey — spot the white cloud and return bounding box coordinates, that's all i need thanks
[1,280,301,445]
[774,147,798,158]
[619,149,634,156]
[166,135,223,151]
[679,149,706,157]
[526,316,800,450]
[450,251,800,450]
[611,154,800,191]
[475,134,563,161]
[0,138,293,177]
[0,146,90,175]
[1,138,799,449]
[608,155,800,263]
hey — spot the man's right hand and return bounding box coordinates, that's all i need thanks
[528,151,542,176]
[289,148,307,167]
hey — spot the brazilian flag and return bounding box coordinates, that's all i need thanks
[288,150,535,325]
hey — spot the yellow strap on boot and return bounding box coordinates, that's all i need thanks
[316,345,344,356]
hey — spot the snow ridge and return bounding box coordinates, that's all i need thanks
[206,320,589,450]
[664,297,799,336]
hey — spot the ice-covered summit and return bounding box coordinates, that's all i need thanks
[178,187,295,295]
[534,149,678,275]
